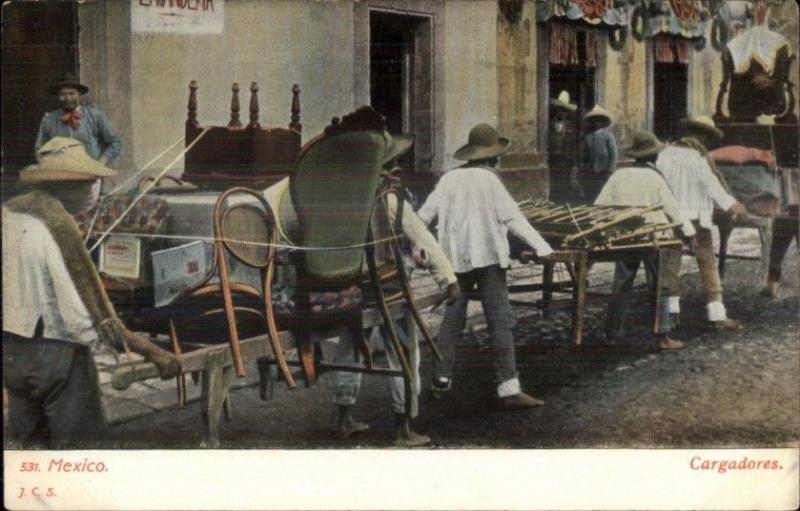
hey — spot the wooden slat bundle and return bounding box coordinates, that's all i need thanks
[519,200,682,251]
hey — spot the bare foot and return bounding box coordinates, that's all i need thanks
[659,337,684,350]
[713,319,743,332]
[336,417,370,440]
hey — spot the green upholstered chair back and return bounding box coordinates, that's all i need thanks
[290,128,387,285]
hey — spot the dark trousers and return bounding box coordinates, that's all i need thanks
[768,216,799,282]
[433,265,518,386]
[606,252,673,338]
[3,332,106,448]
[579,172,610,204]
[549,167,573,204]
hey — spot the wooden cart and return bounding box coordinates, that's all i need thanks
[508,202,683,345]
[111,290,444,447]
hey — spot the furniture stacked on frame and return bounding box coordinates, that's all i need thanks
[508,201,683,346]
[708,123,799,278]
[711,21,799,277]
[101,80,303,329]
[270,106,443,413]
[182,80,302,190]
[104,94,444,446]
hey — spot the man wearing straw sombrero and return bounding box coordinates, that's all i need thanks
[3,137,179,448]
[418,123,554,408]
[548,90,579,203]
[656,116,749,332]
[35,74,122,165]
[596,131,696,350]
[579,105,618,202]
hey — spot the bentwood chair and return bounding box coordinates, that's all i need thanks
[165,187,295,407]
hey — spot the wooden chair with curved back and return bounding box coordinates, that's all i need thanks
[288,107,398,387]
[267,106,442,417]
[165,187,296,407]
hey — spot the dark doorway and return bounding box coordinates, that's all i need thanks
[369,10,433,200]
[653,62,688,143]
[1,1,79,180]
[548,65,596,203]
[549,64,596,143]
[547,24,596,203]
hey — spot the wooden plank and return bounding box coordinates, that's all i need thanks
[571,252,589,346]
[507,281,573,294]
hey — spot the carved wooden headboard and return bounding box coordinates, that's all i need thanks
[181,81,302,189]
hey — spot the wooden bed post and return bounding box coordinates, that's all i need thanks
[186,80,199,142]
[248,82,260,129]
[290,84,302,133]
[228,82,242,128]
[571,251,588,346]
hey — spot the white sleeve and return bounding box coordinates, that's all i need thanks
[386,195,457,286]
[42,228,98,344]
[416,181,441,226]
[493,176,553,256]
[656,178,696,237]
[697,155,736,211]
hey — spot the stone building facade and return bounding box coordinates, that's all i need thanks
[2,0,797,200]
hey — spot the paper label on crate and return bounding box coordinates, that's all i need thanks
[99,236,142,279]
[152,241,214,307]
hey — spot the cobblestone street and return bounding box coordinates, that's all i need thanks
[106,229,800,449]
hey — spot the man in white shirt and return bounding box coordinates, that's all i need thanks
[595,131,695,350]
[3,138,179,448]
[656,116,748,331]
[417,124,554,408]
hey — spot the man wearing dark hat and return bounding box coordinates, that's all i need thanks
[3,137,179,448]
[656,116,748,331]
[418,123,554,408]
[595,131,695,350]
[579,105,618,202]
[34,75,122,165]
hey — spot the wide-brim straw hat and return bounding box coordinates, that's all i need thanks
[550,90,578,112]
[49,73,89,95]
[383,133,414,164]
[20,137,117,183]
[683,115,724,141]
[453,123,510,161]
[625,130,665,159]
[585,105,613,127]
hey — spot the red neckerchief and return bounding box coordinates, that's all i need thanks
[59,108,82,130]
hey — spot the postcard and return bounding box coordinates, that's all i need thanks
[2,0,798,509]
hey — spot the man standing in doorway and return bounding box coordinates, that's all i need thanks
[418,123,554,408]
[656,116,748,331]
[548,90,579,203]
[579,104,618,202]
[35,74,122,165]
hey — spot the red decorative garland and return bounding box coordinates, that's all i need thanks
[573,0,613,19]
[668,0,698,22]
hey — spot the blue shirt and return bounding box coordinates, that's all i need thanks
[580,128,618,175]
[35,106,122,163]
